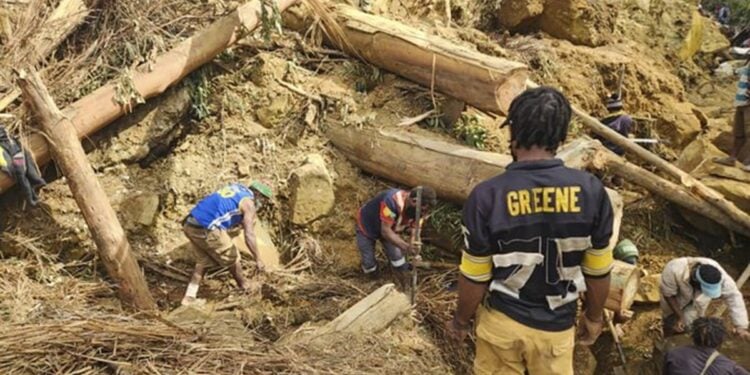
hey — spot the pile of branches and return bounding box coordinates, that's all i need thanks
[0,307,448,374]
[416,271,474,374]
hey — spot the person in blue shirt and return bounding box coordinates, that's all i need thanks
[181,181,273,306]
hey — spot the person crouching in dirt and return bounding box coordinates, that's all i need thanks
[181,181,273,306]
[715,59,750,172]
[596,94,632,156]
[664,317,749,375]
[660,257,750,341]
[446,87,615,375]
[355,186,436,276]
[0,124,45,206]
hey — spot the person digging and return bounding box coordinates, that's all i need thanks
[355,186,436,277]
[181,181,273,306]
[715,59,750,172]
[660,257,750,340]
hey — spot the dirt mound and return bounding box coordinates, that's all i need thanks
[498,0,618,47]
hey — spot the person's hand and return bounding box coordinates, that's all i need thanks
[577,311,604,346]
[734,327,750,341]
[672,316,686,333]
[445,316,471,342]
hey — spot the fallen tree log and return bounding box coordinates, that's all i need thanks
[286,4,528,114]
[0,0,89,111]
[326,124,750,238]
[0,0,298,193]
[17,69,156,310]
[309,283,411,340]
[526,80,750,237]
[591,149,750,237]
[290,3,750,237]
[604,260,640,314]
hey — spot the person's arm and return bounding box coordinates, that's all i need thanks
[580,185,615,345]
[446,188,492,341]
[660,263,686,332]
[240,199,264,272]
[379,199,413,254]
[721,275,750,338]
[380,222,412,254]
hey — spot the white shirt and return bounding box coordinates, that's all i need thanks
[659,257,748,329]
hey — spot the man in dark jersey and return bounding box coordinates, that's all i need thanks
[446,87,615,374]
[181,181,272,306]
[356,186,436,275]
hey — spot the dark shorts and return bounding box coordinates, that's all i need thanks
[733,105,750,139]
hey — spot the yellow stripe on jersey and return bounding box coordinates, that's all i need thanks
[460,250,493,282]
[582,247,614,277]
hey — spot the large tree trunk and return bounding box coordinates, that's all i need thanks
[326,124,750,237]
[0,0,89,111]
[0,0,298,193]
[286,4,529,114]
[17,69,155,310]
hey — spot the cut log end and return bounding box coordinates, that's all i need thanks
[605,260,640,313]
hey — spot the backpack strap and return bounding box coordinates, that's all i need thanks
[699,350,721,375]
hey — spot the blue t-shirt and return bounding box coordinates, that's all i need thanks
[190,183,254,230]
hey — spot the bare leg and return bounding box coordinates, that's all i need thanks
[181,263,206,306]
[228,262,248,290]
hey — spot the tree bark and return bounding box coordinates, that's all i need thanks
[311,283,411,339]
[326,124,750,238]
[0,0,299,193]
[592,149,750,237]
[16,69,155,310]
[286,4,529,114]
[604,260,640,314]
[525,80,750,237]
[0,0,89,111]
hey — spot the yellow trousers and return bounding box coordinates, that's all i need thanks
[474,306,575,375]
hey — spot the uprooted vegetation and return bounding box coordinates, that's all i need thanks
[0,0,749,374]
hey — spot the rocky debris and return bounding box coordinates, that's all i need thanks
[256,93,291,129]
[289,154,335,225]
[635,273,660,303]
[248,53,289,88]
[121,192,160,229]
[654,95,703,149]
[497,0,544,29]
[497,0,618,47]
[675,137,750,234]
[89,86,192,168]
[675,137,725,173]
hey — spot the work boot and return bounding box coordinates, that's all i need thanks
[394,262,413,272]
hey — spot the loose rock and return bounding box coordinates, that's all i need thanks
[289,154,335,225]
[121,193,160,228]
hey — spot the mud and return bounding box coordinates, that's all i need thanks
[0,0,749,374]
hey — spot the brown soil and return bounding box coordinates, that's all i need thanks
[0,0,748,374]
